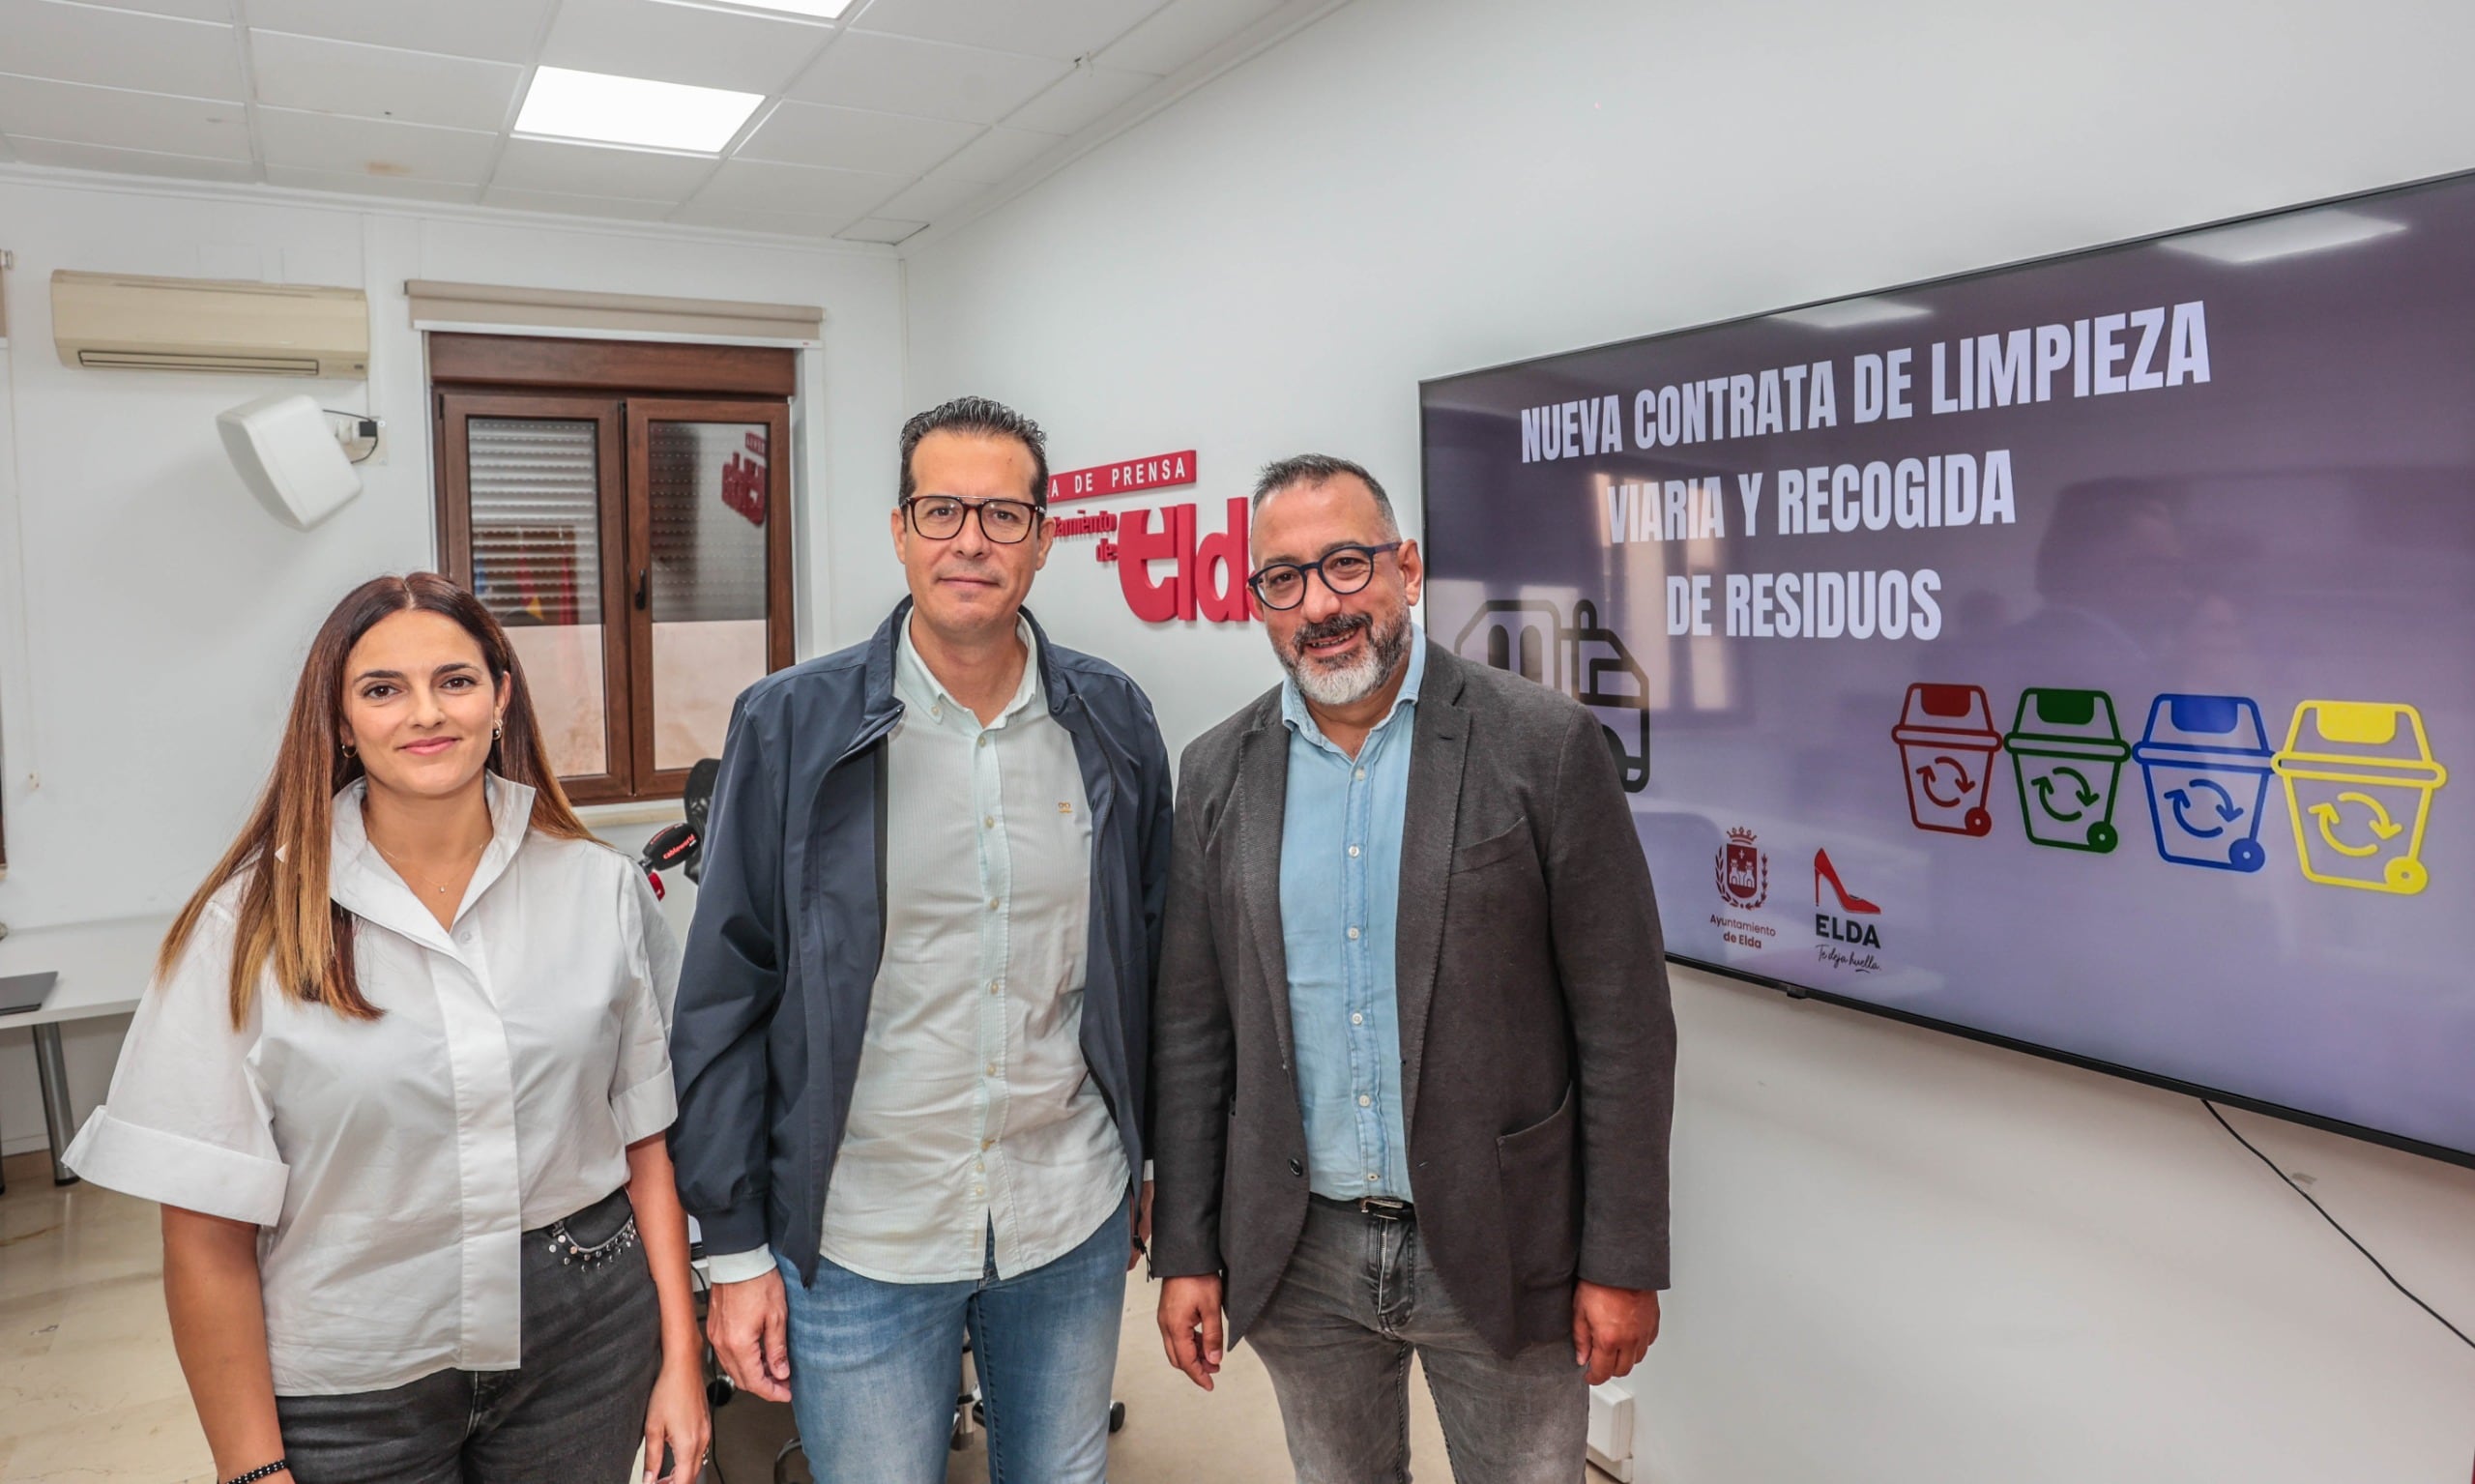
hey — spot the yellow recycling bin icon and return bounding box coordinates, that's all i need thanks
[2271,701,2448,895]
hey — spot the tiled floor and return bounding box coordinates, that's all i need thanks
[1,1151,1613,1483]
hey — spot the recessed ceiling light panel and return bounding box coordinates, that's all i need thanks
[514,66,766,154]
[709,0,856,15]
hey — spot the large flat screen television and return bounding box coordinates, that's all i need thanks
[1420,170,2474,1166]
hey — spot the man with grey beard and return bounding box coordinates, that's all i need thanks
[1150,454,1677,1482]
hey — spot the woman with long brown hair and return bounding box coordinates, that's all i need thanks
[65,573,709,1484]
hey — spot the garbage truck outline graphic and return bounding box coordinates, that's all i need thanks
[2004,687,2131,854]
[1891,684,2003,837]
[1452,598,1651,792]
[2271,699,2448,896]
[2130,693,2275,873]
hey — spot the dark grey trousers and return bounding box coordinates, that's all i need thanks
[274,1186,661,1484]
[1244,1197,1589,1484]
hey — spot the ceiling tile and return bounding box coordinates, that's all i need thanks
[873,171,987,220]
[689,157,903,217]
[788,31,1068,125]
[240,0,558,63]
[737,100,979,175]
[0,0,244,100]
[669,199,855,237]
[1099,0,1282,75]
[933,125,1062,184]
[481,186,680,221]
[91,0,234,17]
[491,136,720,201]
[851,0,1162,61]
[540,0,832,96]
[248,32,523,131]
[6,134,258,182]
[265,164,484,203]
[834,217,924,245]
[256,107,501,183]
[1003,63,1158,135]
[0,76,251,158]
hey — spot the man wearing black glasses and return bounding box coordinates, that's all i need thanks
[1151,454,1675,1482]
[670,396,1173,1484]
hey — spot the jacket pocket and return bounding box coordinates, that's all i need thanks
[1494,1084,1580,1289]
[1450,815,1533,875]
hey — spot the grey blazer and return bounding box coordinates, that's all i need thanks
[1150,642,1676,1357]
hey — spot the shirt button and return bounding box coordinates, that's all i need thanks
[1366,1173,1379,1182]
[989,978,1003,994]
[1347,925,1360,940]
[986,1062,1000,1076]
[982,815,995,829]
[987,897,1000,911]
[981,1137,996,1150]
[1347,844,1360,858]
[1358,1094,1372,1107]
[1354,768,1366,781]
[1351,1012,1364,1026]
[978,736,990,748]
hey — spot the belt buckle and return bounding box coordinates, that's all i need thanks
[1356,1197,1410,1221]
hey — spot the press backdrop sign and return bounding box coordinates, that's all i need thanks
[1048,450,1258,625]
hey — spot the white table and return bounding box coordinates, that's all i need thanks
[0,915,167,1189]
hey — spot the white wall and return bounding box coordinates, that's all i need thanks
[0,170,905,1152]
[898,0,2475,1478]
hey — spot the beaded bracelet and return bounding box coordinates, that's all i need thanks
[222,1462,289,1484]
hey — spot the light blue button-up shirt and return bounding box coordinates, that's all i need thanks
[1278,630,1426,1202]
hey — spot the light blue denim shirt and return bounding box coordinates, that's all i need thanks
[1278,629,1427,1202]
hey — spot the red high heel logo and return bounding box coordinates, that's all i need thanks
[1814,849,1880,915]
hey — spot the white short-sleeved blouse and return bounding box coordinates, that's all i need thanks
[64,776,680,1395]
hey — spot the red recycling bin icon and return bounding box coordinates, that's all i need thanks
[1893,684,2004,836]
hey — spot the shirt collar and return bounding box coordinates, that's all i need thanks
[897,612,1043,729]
[1280,622,1426,745]
[329,771,537,944]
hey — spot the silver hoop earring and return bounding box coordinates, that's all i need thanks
[492,720,503,741]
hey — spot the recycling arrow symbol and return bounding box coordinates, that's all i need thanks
[2031,766,2101,822]
[2164,777,2244,839]
[2310,791,2402,858]
[1915,755,1974,808]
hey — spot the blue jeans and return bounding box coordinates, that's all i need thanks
[779,1198,1128,1484]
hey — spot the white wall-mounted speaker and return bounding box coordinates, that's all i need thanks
[216,393,363,530]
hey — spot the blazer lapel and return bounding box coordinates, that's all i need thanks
[1233,713,1296,1074]
[1395,644,1468,1136]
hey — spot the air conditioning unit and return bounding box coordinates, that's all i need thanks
[51,271,368,378]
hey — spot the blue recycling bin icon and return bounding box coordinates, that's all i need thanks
[2131,693,2274,872]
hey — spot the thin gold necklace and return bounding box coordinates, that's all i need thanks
[369,834,490,897]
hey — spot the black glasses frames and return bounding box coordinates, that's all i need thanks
[1246,541,1404,611]
[902,495,1045,544]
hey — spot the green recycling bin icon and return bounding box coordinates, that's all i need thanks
[2005,687,2131,853]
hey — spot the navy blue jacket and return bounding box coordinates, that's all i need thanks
[667,601,1175,1280]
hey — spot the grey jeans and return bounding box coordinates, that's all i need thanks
[1244,1197,1588,1484]
[273,1186,661,1484]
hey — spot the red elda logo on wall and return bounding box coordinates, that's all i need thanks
[1048,450,1258,625]
[1717,827,1769,908]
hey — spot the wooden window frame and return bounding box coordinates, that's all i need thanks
[430,335,797,804]
[625,397,794,799]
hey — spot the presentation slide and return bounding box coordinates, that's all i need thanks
[1419,172,2475,1163]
